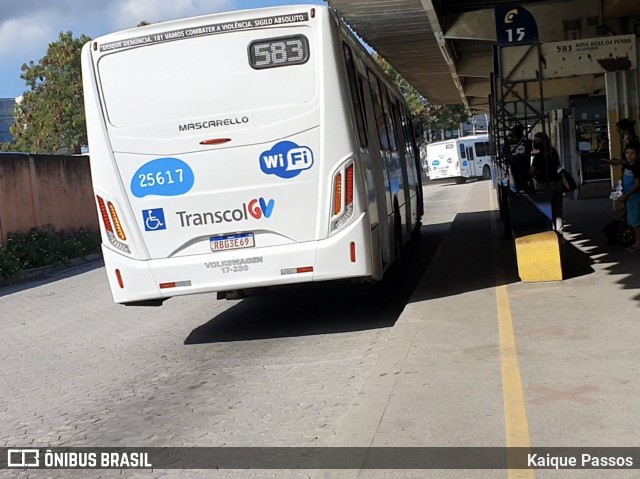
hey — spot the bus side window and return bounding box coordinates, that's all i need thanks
[381,89,398,153]
[382,90,404,195]
[475,141,486,157]
[356,75,369,148]
[343,44,368,149]
[367,70,390,151]
[393,101,417,191]
[403,110,419,161]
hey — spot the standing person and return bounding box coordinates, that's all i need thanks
[530,132,564,233]
[602,141,640,253]
[602,118,639,165]
[616,118,639,148]
[504,124,533,192]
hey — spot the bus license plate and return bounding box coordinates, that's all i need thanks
[210,233,254,252]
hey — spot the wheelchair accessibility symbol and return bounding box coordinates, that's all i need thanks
[143,208,166,231]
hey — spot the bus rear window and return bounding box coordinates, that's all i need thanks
[98,31,316,128]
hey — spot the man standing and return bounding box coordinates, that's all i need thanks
[504,124,533,192]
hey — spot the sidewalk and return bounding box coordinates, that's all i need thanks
[0,253,103,287]
[317,183,639,478]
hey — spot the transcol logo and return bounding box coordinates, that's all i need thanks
[176,198,275,227]
[260,141,314,179]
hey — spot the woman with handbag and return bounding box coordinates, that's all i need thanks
[530,132,565,233]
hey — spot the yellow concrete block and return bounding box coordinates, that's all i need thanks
[515,231,563,282]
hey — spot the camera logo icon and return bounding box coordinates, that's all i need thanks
[7,449,40,467]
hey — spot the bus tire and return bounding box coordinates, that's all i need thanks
[394,228,403,268]
[393,204,404,267]
[454,177,467,184]
[379,209,403,289]
[482,165,492,180]
[411,219,422,242]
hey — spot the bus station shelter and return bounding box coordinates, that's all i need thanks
[327,0,640,280]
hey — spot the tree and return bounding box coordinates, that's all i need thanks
[374,54,468,134]
[11,31,91,154]
[421,103,469,133]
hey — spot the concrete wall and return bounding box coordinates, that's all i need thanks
[0,153,98,245]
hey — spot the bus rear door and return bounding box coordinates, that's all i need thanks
[459,142,473,178]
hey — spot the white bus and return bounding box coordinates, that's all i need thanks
[81,5,423,306]
[426,135,492,184]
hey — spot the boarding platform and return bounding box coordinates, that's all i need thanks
[319,180,639,478]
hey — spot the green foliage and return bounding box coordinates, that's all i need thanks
[11,31,91,154]
[374,54,468,132]
[421,103,469,132]
[0,141,15,152]
[0,227,101,280]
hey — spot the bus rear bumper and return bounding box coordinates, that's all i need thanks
[102,214,373,304]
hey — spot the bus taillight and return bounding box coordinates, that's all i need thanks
[331,161,355,232]
[96,195,131,254]
[333,172,343,215]
[96,196,113,233]
[345,164,354,206]
[107,201,127,241]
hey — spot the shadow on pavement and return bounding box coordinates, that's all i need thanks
[187,196,640,346]
[406,204,618,304]
[560,238,596,280]
[185,222,448,344]
[561,198,640,301]
[0,258,104,298]
[408,210,522,302]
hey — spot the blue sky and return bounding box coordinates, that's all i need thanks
[0,0,325,99]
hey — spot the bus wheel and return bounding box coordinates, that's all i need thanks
[482,165,492,180]
[454,177,467,184]
[393,205,404,268]
[411,219,422,243]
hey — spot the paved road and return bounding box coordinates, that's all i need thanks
[0,178,476,478]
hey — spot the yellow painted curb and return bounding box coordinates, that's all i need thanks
[515,231,562,282]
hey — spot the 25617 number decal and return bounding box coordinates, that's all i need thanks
[131,157,194,198]
[138,169,183,188]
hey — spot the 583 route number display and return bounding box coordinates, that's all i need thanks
[249,35,309,69]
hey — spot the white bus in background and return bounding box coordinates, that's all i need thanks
[81,5,423,306]
[426,135,492,184]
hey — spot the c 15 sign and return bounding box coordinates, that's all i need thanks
[495,4,539,46]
